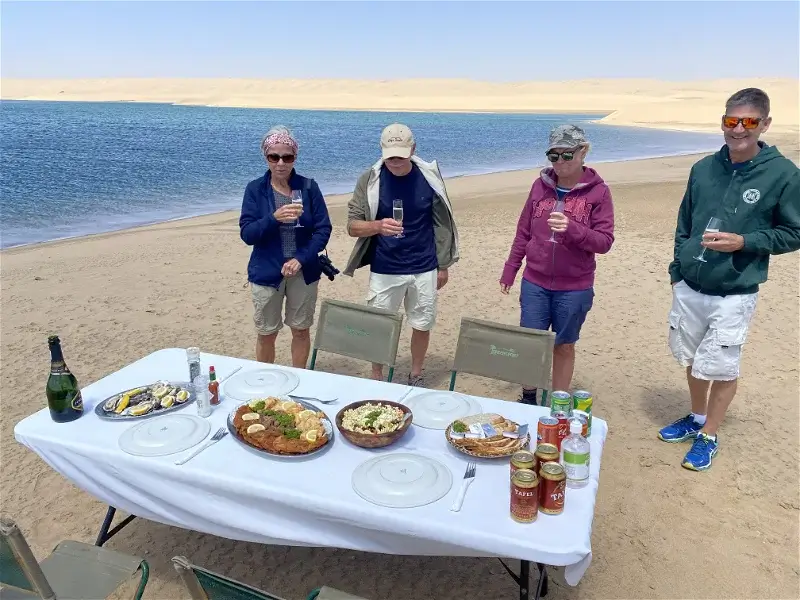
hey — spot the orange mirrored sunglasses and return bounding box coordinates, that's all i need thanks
[722,116,762,129]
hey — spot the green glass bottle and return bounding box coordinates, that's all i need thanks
[46,335,83,422]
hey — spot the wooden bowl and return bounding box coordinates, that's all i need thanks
[335,400,413,449]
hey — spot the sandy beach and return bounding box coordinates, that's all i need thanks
[1,79,799,599]
[3,77,799,133]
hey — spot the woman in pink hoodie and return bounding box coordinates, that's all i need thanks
[500,125,615,405]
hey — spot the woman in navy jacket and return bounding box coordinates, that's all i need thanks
[239,125,332,367]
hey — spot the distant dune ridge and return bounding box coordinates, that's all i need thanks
[2,77,798,133]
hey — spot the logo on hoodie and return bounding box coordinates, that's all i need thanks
[742,189,761,204]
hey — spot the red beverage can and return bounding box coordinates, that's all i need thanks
[537,416,559,447]
[553,411,570,450]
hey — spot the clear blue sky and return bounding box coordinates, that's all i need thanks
[2,1,798,80]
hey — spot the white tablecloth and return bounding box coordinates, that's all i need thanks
[14,348,607,586]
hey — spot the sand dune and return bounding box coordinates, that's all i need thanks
[3,77,798,132]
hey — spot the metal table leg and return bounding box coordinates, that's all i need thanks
[498,559,548,600]
[95,506,137,547]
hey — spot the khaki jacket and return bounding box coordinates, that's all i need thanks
[343,156,460,276]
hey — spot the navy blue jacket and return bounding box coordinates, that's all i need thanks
[239,170,333,288]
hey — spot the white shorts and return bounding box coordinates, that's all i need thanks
[367,270,438,331]
[668,280,758,381]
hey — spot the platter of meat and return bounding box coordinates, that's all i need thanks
[227,396,333,457]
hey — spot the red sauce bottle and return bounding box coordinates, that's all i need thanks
[208,366,220,405]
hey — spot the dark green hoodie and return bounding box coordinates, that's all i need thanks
[669,143,800,296]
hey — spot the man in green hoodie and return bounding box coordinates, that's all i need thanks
[659,88,800,471]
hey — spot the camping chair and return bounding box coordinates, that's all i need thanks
[448,317,555,406]
[308,299,404,382]
[0,516,149,600]
[172,556,367,600]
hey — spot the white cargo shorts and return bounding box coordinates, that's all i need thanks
[366,269,438,331]
[668,280,758,381]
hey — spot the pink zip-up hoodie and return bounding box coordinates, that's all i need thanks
[500,167,615,291]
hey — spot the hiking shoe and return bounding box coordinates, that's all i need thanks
[519,388,538,405]
[682,433,718,471]
[407,373,426,387]
[658,414,702,443]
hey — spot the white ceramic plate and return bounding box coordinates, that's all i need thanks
[402,391,482,430]
[221,367,300,402]
[118,414,211,457]
[352,453,453,509]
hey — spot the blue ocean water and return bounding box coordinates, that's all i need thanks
[0,101,721,249]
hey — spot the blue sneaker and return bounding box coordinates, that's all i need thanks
[658,414,702,442]
[682,433,718,471]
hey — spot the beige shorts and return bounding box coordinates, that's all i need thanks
[366,270,437,331]
[668,280,758,381]
[251,275,319,336]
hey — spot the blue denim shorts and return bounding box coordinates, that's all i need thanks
[519,279,594,345]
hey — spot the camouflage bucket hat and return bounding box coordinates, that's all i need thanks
[548,124,588,151]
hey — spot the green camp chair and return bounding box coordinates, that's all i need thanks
[448,317,556,405]
[308,299,404,382]
[0,516,148,600]
[173,556,367,600]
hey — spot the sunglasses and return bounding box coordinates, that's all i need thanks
[722,116,762,130]
[266,153,296,164]
[546,150,576,163]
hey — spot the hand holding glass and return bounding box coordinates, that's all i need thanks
[548,199,566,243]
[392,199,405,238]
[291,190,304,228]
[694,217,722,262]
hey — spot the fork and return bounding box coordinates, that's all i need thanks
[450,462,477,512]
[174,427,228,465]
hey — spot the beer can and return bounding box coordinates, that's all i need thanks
[537,416,559,447]
[510,469,539,523]
[550,391,572,417]
[572,390,593,435]
[539,462,566,515]
[534,442,559,475]
[510,450,535,477]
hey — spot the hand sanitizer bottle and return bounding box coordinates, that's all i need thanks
[561,419,590,489]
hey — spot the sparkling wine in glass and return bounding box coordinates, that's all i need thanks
[291,190,304,228]
[392,199,404,238]
[694,217,722,262]
[548,198,566,243]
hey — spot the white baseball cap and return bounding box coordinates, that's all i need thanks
[380,123,415,160]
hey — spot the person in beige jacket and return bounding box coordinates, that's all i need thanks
[344,123,459,386]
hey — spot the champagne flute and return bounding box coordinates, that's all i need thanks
[548,198,566,243]
[291,190,304,228]
[694,217,722,262]
[392,199,404,239]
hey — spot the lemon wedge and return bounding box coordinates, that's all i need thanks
[304,430,318,443]
[115,394,130,414]
[297,409,316,421]
[280,400,297,412]
[241,413,260,421]
[247,423,266,434]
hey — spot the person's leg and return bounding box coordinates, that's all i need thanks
[366,273,407,380]
[550,287,594,391]
[518,279,552,404]
[405,270,437,386]
[659,282,709,442]
[680,291,757,471]
[251,282,285,363]
[284,274,318,369]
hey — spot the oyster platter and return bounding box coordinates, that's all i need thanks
[94,381,195,421]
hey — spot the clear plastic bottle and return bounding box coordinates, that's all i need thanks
[561,419,590,489]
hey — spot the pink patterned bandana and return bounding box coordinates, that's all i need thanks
[261,132,298,157]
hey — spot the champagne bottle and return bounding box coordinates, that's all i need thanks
[46,335,83,422]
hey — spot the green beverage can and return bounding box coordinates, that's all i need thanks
[573,390,593,435]
[550,391,572,417]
